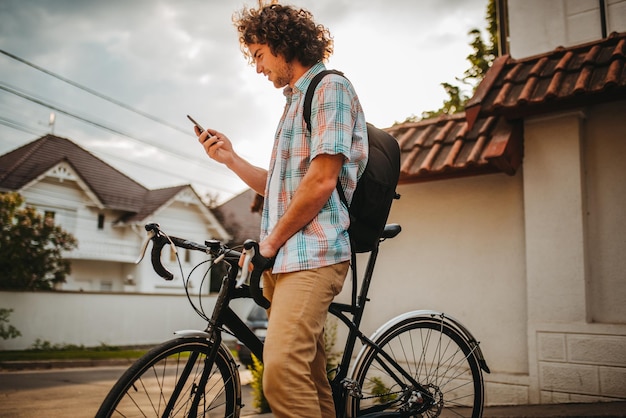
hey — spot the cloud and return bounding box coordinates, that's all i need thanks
[0,0,488,201]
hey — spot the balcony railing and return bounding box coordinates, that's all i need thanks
[67,238,140,263]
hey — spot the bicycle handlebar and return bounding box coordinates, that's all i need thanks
[142,223,273,308]
[242,240,274,309]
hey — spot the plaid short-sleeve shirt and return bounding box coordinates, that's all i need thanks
[260,62,368,273]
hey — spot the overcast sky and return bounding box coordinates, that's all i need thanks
[0,0,488,202]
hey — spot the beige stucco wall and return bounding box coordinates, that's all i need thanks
[584,102,626,324]
[0,291,251,351]
[346,170,529,404]
[523,103,626,403]
[349,100,626,405]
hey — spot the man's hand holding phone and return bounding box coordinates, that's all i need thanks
[188,114,217,144]
[188,114,234,166]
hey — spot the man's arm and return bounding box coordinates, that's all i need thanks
[260,153,344,258]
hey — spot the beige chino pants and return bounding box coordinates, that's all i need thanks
[261,261,349,418]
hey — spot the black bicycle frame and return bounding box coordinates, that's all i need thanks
[205,241,429,417]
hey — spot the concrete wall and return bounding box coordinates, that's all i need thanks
[349,101,626,405]
[522,104,626,403]
[347,170,530,405]
[0,291,252,351]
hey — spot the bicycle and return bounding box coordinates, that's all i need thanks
[96,222,490,418]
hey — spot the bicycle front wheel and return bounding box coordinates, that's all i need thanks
[349,316,484,418]
[96,337,241,418]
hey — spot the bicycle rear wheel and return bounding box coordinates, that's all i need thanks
[96,337,241,418]
[349,316,484,418]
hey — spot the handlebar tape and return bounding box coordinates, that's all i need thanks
[150,233,174,280]
[244,240,275,309]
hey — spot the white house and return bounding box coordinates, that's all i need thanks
[0,134,230,294]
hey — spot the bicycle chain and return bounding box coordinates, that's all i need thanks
[358,389,405,401]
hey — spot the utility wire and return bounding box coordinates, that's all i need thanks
[0,48,261,166]
[0,114,239,196]
[0,83,144,140]
[0,83,240,192]
[0,48,191,136]
[0,116,44,136]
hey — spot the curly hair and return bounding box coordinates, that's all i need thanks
[233,2,333,66]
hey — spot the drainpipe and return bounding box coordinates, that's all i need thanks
[599,0,608,38]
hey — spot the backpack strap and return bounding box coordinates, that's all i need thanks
[303,69,349,208]
[303,69,344,133]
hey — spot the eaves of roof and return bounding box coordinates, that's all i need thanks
[466,31,626,125]
[386,113,523,185]
[119,185,189,223]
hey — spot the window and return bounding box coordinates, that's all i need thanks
[97,214,105,230]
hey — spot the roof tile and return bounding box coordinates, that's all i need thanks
[386,114,522,184]
[466,31,626,120]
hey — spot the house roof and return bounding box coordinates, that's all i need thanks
[465,31,626,126]
[0,135,148,211]
[386,113,523,184]
[121,185,189,223]
[0,135,206,224]
[389,31,626,184]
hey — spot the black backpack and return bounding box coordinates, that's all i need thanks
[304,70,401,253]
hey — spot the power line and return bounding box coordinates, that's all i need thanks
[0,116,45,136]
[0,115,241,197]
[0,83,145,140]
[0,83,227,169]
[0,49,259,199]
[0,48,192,136]
[0,86,241,195]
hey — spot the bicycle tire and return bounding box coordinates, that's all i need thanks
[96,337,241,418]
[349,316,484,418]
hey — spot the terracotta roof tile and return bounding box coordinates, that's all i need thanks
[466,31,626,124]
[386,113,523,184]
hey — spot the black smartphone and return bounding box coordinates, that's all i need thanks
[187,114,205,133]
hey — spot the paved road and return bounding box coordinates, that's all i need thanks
[0,366,126,417]
[0,365,260,417]
[2,365,625,417]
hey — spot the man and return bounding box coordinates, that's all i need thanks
[196,3,367,417]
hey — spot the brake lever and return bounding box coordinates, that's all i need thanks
[136,229,156,264]
[236,245,255,288]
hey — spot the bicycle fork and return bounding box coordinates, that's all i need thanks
[160,332,223,417]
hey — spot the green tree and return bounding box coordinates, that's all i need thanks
[419,0,498,120]
[0,192,77,290]
[0,308,21,340]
